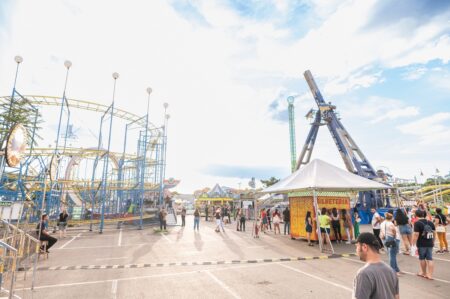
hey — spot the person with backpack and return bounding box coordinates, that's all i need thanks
[412,209,436,280]
[434,208,448,253]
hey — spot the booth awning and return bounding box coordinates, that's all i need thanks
[263,159,390,193]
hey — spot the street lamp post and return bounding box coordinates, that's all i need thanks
[139,87,152,229]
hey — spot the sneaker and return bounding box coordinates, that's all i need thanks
[345,241,351,244]
[436,250,444,254]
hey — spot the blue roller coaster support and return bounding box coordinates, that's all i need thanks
[296,70,386,210]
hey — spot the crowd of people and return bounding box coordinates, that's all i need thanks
[317,207,360,245]
[369,202,449,280]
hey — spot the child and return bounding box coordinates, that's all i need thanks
[253,218,260,238]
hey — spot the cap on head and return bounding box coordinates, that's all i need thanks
[356,232,381,251]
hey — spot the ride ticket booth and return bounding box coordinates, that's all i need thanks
[289,192,351,241]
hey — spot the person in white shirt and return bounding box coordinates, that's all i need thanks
[380,213,402,275]
[371,208,384,250]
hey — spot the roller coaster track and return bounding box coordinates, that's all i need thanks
[0,95,161,131]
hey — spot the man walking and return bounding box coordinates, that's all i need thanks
[371,208,384,251]
[159,208,167,231]
[353,232,399,299]
[412,209,436,280]
[181,206,186,227]
[283,207,290,235]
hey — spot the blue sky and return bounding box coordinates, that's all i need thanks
[0,0,449,192]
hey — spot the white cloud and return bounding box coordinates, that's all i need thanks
[371,106,419,124]
[339,96,420,124]
[397,113,450,145]
[402,66,428,80]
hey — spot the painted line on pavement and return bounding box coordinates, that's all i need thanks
[26,253,357,272]
[205,270,241,299]
[58,233,81,249]
[118,229,122,247]
[278,263,352,292]
[111,280,118,299]
[96,257,129,261]
[161,233,173,243]
[342,257,450,284]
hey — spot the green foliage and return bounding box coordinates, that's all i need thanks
[260,177,280,188]
[0,96,43,149]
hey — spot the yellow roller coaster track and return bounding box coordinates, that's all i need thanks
[0,95,161,131]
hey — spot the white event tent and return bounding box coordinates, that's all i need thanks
[262,159,390,252]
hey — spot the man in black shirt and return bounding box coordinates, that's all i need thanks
[36,214,57,252]
[283,207,290,235]
[412,209,436,280]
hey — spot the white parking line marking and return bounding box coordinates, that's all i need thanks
[118,229,122,247]
[96,257,129,261]
[278,263,352,292]
[342,257,450,284]
[59,233,81,249]
[111,280,118,299]
[56,243,147,250]
[161,233,173,243]
[205,270,241,299]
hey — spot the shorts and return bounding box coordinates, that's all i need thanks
[306,224,312,233]
[399,224,412,235]
[418,247,433,261]
[262,218,268,224]
[58,222,67,230]
[320,227,330,234]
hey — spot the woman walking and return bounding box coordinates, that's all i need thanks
[272,209,281,234]
[260,208,268,233]
[380,213,402,275]
[236,208,241,231]
[305,211,313,246]
[193,208,200,231]
[331,208,342,243]
[352,208,361,239]
[395,208,412,254]
[434,208,448,253]
[342,209,353,244]
[58,208,69,238]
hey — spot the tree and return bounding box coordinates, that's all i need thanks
[0,96,42,150]
[260,177,280,188]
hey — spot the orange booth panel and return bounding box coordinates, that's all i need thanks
[290,196,351,241]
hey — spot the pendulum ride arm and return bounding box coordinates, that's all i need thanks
[295,110,321,170]
[296,70,378,180]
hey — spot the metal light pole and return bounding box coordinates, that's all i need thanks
[158,103,169,206]
[139,87,152,229]
[99,72,119,233]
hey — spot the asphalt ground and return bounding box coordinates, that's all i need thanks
[10,217,450,299]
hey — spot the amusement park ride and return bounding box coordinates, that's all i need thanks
[293,70,388,209]
[0,56,174,232]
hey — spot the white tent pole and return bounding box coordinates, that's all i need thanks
[313,189,323,252]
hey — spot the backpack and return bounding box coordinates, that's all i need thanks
[421,220,434,240]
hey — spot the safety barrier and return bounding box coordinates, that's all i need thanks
[0,220,40,298]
